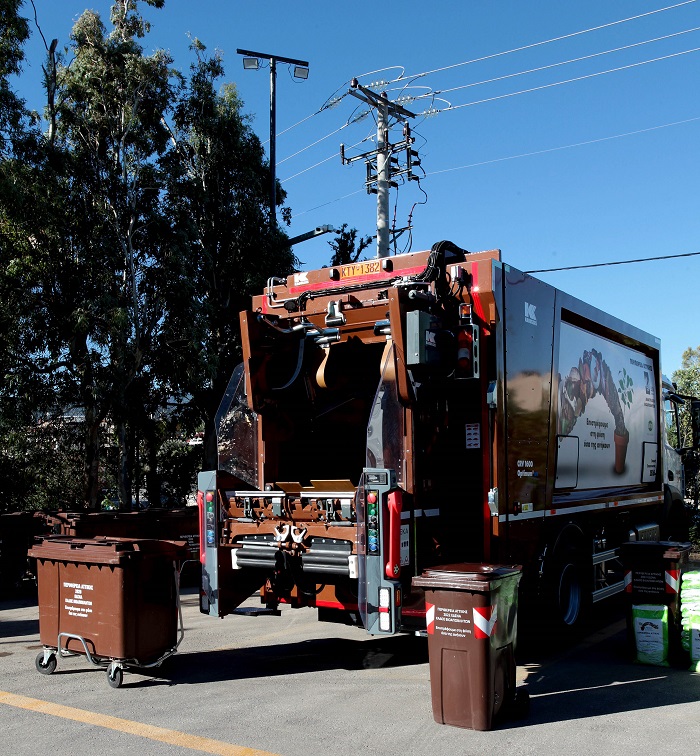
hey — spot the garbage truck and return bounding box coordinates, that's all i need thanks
[197,241,699,633]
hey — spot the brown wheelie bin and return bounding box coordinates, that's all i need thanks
[29,536,187,687]
[413,563,525,730]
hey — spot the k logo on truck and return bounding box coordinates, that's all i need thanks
[524,302,537,326]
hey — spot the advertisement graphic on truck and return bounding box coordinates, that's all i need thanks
[556,323,658,490]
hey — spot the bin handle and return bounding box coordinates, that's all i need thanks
[385,489,402,580]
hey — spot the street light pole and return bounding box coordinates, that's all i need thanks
[237,48,309,230]
[269,57,277,228]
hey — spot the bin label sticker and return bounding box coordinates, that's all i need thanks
[431,605,473,638]
[627,568,680,595]
[474,604,498,639]
[63,581,94,618]
[426,603,435,634]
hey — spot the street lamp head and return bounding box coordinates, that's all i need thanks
[243,57,259,70]
[293,65,309,80]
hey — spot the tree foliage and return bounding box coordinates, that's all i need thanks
[0,1,295,512]
[672,345,700,508]
[327,223,373,267]
[161,42,296,468]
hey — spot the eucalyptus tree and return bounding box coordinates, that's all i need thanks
[161,41,297,469]
[40,0,174,507]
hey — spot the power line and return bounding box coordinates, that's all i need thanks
[396,0,698,82]
[292,115,700,215]
[526,251,700,274]
[424,46,700,115]
[272,3,697,166]
[425,116,700,177]
[402,26,700,104]
[274,8,698,170]
[292,188,365,218]
[281,132,375,182]
[282,35,700,181]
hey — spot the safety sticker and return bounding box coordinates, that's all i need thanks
[426,602,435,635]
[473,604,498,639]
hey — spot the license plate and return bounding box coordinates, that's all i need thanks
[340,260,381,279]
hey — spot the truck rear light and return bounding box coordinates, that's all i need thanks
[379,612,391,632]
[205,490,216,548]
[366,489,380,556]
[379,587,391,609]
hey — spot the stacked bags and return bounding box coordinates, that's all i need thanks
[632,605,669,666]
[681,569,700,672]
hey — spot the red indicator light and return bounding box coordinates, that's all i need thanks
[367,492,377,504]
[206,492,214,502]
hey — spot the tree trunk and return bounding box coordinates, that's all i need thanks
[83,407,102,509]
[117,420,132,511]
[203,414,218,471]
[143,418,162,509]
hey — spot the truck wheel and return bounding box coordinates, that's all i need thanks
[35,652,57,675]
[663,502,690,542]
[557,561,584,627]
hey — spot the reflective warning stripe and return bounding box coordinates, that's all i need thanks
[473,604,498,639]
[426,603,435,635]
[624,570,632,592]
[665,569,680,593]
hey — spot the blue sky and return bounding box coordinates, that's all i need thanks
[15,0,700,374]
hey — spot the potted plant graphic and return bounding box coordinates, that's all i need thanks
[614,368,633,473]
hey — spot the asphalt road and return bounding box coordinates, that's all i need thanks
[2,587,699,756]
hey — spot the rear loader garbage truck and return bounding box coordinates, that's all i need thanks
[197,241,699,634]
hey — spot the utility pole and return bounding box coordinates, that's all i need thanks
[342,79,417,258]
[375,96,390,259]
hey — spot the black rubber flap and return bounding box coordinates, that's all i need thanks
[412,562,522,592]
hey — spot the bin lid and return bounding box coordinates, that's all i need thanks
[620,541,692,562]
[28,536,188,565]
[412,562,522,591]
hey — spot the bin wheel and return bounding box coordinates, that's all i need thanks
[107,666,123,689]
[35,652,57,675]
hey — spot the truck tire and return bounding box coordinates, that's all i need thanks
[663,497,690,542]
[548,526,591,631]
[556,560,585,627]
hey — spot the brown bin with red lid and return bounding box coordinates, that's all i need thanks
[413,563,525,730]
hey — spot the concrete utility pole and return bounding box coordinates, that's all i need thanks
[343,80,417,258]
[375,96,390,259]
[237,49,309,230]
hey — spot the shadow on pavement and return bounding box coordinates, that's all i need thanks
[0,617,39,640]
[164,633,429,686]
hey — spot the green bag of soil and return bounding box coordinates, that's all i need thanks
[632,605,669,667]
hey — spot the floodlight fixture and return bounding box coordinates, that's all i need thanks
[237,48,310,230]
